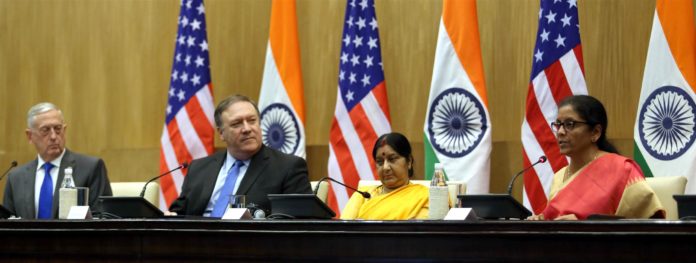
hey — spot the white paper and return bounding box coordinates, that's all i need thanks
[444,207,477,221]
[67,206,91,219]
[221,208,252,220]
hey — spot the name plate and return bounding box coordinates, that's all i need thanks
[222,208,252,220]
[67,206,92,219]
[444,208,478,221]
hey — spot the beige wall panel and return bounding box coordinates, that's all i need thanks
[2,0,694,205]
[297,0,345,145]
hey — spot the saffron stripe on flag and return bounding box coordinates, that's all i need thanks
[258,0,306,158]
[423,0,490,194]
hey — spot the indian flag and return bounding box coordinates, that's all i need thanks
[423,0,490,193]
[633,0,696,192]
[258,0,306,158]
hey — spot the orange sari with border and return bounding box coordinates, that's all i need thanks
[542,153,665,220]
[340,183,429,220]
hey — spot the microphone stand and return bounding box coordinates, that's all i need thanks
[139,162,188,198]
[314,176,371,199]
[507,156,547,196]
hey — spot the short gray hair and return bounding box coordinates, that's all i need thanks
[214,95,260,129]
[27,102,63,128]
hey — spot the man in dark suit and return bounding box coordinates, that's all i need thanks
[168,95,311,217]
[3,102,112,219]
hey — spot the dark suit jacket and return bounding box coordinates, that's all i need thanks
[169,145,312,215]
[2,149,113,219]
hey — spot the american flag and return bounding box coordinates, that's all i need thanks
[159,0,215,209]
[522,0,587,214]
[327,0,391,216]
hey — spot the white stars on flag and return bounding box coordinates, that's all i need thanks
[554,34,566,48]
[545,11,556,24]
[523,0,588,213]
[166,0,211,122]
[361,74,370,87]
[560,14,572,27]
[329,0,391,217]
[534,49,544,62]
[199,40,208,51]
[540,29,550,42]
[196,3,205,15]
[356,17,366,30]
[351,54,360,66]
[337,0,384,105]
[367,37,378,49]
[364,55,373,68]
[353,36,363,48]
[369,17,378,30]
[191,19,201,31]
[532,0,580,66]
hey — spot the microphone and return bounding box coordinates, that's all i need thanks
[313,176,371,199]
[0,161,18,182]
[139,162,188,198]
[507,156,547,196]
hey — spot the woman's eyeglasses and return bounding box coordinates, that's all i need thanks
[550,120,589,133]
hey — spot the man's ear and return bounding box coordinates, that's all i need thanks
[217,127,224,140]
[25,129,33,143]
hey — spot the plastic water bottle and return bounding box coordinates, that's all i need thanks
[61,167,76,188]
[59,166,76,219]
[429,163,449,219]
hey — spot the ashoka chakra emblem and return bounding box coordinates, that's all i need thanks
[260,103,301,155]
[427,88,488,158]
[639,86,696,160]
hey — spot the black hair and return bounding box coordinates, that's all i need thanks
[558,95,619,154]
[372,132,414,177]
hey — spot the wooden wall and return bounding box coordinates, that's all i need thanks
[1,0,694,201]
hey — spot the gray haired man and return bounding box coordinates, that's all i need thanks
[3,102,112,219]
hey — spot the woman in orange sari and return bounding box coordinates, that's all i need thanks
[529,95,665,220]
[341,133,429,220]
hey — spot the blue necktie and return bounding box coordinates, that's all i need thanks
[37,162,54,219]
[211,161,244,218]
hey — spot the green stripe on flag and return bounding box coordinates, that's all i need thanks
[633,140,654,178]
[423,133,441,180]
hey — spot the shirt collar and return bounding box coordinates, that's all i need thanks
[225,151,250,169]
[36,149,66,172]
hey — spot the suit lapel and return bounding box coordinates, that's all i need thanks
[20,160,38,219]
[236,146,269,195]
[198,151,226,209]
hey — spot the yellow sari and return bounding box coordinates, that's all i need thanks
[340,183,429,220]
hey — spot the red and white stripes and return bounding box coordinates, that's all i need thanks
[327,84,391,212]
[522,47,587,213]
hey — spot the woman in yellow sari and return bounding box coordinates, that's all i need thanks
[341,133,429,220]
[529,95,665,220]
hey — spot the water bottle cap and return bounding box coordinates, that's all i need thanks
[434,163,443,170]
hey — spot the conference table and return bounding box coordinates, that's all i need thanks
[1,218,695,262]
